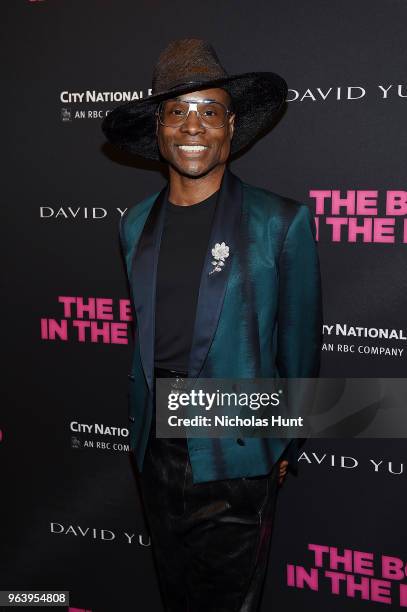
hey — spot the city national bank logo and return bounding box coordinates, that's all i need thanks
[323,322,405,359]
[287,544,407,607]
[69,608,92,612]
[41,296,132,345]
[70,420,129,453]
[50,522,150,547]
[60,88,152,122]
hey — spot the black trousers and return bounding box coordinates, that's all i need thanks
[138,424,280,612]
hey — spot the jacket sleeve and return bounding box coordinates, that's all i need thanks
[276,204,323,473]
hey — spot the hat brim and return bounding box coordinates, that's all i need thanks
[101,72,287,160]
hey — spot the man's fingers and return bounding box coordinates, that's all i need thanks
[278,460,289,485]
[279,460,289,473]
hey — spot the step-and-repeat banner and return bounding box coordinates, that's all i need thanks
[3,1,406,610]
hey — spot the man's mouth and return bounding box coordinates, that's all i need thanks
[176,145,209,152]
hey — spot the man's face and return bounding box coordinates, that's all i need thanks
[156,87,235,178]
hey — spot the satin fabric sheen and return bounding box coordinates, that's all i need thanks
[121,168,323,483]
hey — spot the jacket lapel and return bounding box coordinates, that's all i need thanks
[130,183,168,394]
[188,167,243,377]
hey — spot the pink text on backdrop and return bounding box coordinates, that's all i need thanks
[287,543,407,606]
[41,296,132,344]
[309,190,407,243]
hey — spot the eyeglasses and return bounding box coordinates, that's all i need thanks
[156,98,232,129]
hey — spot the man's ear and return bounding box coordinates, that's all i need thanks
[155,116,159,137]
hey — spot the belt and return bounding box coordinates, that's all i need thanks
[154,367,188,379]
[154,367,188,393]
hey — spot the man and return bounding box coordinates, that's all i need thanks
[102,39,322,612]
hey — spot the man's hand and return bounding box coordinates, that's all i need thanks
[278,460,289,485]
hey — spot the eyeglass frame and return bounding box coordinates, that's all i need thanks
[156,97,234,129]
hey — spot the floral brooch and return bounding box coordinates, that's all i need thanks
[209,242,230,275]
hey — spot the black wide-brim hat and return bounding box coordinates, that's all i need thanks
[101,38,288,160]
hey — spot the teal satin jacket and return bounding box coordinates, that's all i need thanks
[120,167,323,483]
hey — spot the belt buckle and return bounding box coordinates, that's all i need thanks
[170,373,187,392]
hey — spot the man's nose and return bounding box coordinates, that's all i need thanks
[180,111,205,134]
